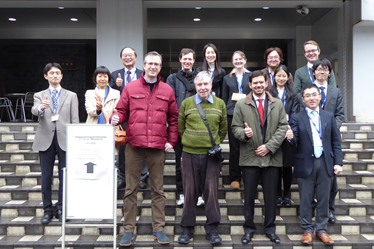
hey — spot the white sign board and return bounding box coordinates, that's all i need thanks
[66,124,115,219]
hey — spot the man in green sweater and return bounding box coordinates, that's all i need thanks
[177,71,228,245]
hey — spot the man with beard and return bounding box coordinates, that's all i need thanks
[232,70,289,245]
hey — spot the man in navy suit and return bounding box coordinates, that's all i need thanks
[289,83,343,246]
[109,47,148,190]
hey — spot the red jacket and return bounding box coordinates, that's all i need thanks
[111,73,179,149]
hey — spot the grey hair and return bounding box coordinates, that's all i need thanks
[194,71,212,85]
[143,51,163,66]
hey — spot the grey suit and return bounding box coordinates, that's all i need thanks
[323,85,344,130]
[32,88,79,213]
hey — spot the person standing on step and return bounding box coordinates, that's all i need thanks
[110,51,179,247]
[232,70,289,245]
[32,62,79,224]
[166,48,204,207]
[222,51,252,190]
[289,83,343,246]
[177,71,227,245]
[268,65,299,206]
[109,47,148,190]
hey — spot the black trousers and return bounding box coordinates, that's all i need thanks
[227,115,242,183]
[174,135,183,195]
[39,131,65,213]
[277,167,293,198]
[329,175,338,212]
[242,166,279,234]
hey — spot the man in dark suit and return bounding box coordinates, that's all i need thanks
[289,83,343,246]
[109,47,147,190]
[312,58,344,223]
[31,62,79,224]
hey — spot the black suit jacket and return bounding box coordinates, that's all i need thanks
[109,68,143,93]
[323,85,344,129]
[289,108,343,178]
[196,67,226,97]
[222,72,252,115]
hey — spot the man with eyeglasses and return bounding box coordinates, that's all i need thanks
[109,47,148,190]
[110,51,179,247]
[289,83,343,246]
[294,40,336,107]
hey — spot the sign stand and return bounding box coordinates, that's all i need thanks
[61,125,117,249]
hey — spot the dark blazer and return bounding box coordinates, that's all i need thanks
[109,68,143,93]
[222,71,252,115]
[323,85,344,129]
[196,67,226,97]
[289,108,343,179]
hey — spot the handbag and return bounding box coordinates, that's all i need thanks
[193,95,224,162]
[102,109,126,145]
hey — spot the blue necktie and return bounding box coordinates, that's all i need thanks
[311,111,322,158]
[319,87,326,107]
[52,89,58,114]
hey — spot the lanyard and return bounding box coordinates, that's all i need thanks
[278,89,286,107]
[268,68,274,85]
[236,75,243,93]
[306,110,321,139]
[307,66,315,84]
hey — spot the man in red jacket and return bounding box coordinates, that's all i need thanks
[111,51,179,246]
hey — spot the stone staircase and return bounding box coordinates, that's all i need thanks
[0,123,374,248]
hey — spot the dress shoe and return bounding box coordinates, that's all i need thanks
[283,197,291,206]
[178,231,193,244]
[266,233,281,244]
[328,211,336,223]
[206,231,222,245]
[276,197,283,206]
[317,232,334,245]
[41,212,53,224]
[139,180,147,189]
[301,232,313,245]
[241,232,254,244]
[230,181,240,189]
[117,181,126,189]
[55,210,63,222]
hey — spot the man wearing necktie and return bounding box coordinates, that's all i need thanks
[232,70,288,244]
[31,63,79,224]
[289,83,343,246]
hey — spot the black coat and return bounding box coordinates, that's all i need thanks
[196,67,226,97]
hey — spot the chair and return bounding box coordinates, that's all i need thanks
[15,92,37,122]
[0,97,15,122]
[24,92,38,121]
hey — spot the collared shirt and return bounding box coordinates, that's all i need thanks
[252,94,265,109]
[38,85,62,113]
[307,62,314,69]
[305,107,323,153]
[196,94,214,105]
[124,67,137,84]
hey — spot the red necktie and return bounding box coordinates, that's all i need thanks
[258,99,264,125]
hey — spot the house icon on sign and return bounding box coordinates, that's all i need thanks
[84,162,96,174]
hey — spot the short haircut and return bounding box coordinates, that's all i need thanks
[143,51,163,66]
[179,48,196,60]
[263,47,284,63]
[43,62,62,75]
[92,66,112,85]
[120,47,137,58]
[303,40,320,52]
[249,70,267,83]
[312,58,332,74]
[194,71,212,85]
[302,83,320,97]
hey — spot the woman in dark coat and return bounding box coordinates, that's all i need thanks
[269,65,299,206]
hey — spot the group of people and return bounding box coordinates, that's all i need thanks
[31,40,344,247]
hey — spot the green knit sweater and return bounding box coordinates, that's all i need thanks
[178,95,228,154]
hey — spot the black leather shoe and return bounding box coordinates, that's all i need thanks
[328,211,336,223]
[117,181,126,189]
[178,231,193,244]
[241,233,254,244]
[283,197,291,206]
[206,231,222,245]
[41,212,53,224]
[139,180,147,189]
[55,210,62,222]
[276,197,283,206]
[266,233,281,244]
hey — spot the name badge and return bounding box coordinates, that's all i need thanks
[51,114,59,122]
[232,93,246,101]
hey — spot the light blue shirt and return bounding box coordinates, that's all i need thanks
[195,94,214,105]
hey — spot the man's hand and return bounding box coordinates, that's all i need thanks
[334,165,343,175]
[95,93,103,111]
[164,142,173,152]
[244,122,253,138]
[255,145,270,157]
[116,73,123,87]
[111,109,119,126]
[286,125,293,140]
[40,96,50,111]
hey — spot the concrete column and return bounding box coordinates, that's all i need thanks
[294,26,311,69]
[96,0,146,72]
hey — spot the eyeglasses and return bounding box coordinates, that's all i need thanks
[146,62,160,67]
[315,68,329,73]
[267,56,280,60]
[304,49,319,54]
[303,93,320,99]
[122,53,134,58]
[48,71,61,76]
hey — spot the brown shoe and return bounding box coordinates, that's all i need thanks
[231,181,240,189]
[301,232,313,245]
[317,232,334,245]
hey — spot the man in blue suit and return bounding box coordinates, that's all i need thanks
[289,83,343,246]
